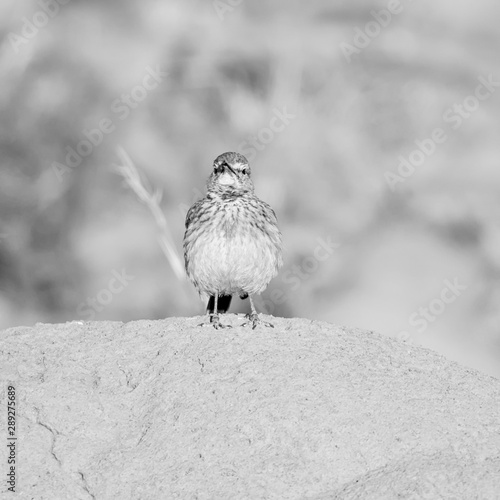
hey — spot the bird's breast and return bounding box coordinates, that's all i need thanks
[185,198,282,296]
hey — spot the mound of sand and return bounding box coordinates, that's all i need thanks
[1,316,499,499]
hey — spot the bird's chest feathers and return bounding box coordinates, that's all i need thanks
[186,193,279,295]
[218,202,243,238]
[204,198,261,262]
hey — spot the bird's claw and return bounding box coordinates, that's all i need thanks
[198,314,231,329]
[241,313,274,329]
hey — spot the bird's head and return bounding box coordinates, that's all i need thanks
[207,152,254,195]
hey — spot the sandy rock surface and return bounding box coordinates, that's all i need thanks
[1,316,499,499]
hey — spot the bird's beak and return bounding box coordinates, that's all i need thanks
[225,164,237,176]
[218,169,236,185]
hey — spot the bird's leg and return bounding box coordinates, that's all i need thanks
[210,293,221,328]
[242,295,274,329]
[198,293,231,329]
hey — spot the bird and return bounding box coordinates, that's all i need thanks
[183,152,283,329]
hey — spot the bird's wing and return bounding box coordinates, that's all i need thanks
[261,200,279,225]
[185,199,203,229]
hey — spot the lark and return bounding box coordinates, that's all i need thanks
[183,152,283,329]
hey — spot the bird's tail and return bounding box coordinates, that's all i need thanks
[207,295,232,314]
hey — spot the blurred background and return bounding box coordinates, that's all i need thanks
[1,0,499,377]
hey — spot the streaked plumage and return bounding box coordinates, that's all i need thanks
[183,152,283,328]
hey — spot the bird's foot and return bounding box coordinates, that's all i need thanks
[198,314,231,329]
[242,313,274,329]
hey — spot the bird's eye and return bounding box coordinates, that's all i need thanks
[241,167,248,175]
